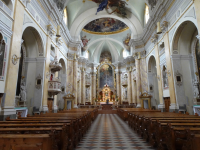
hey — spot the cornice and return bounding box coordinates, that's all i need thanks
[36,0,82,50]
[129,0,174,48]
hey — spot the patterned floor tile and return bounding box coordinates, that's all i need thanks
[75,114,155,150]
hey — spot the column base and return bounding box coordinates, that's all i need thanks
[158,104,165,112]
[0,106,16,121]
[40,105,48,113]
[53,105,58,113]
[73,104,78,108]
[169,103,179,112]
[136,104,141,108]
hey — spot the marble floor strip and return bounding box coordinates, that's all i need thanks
[76,114,155,150]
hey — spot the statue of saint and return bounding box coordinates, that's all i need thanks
[20,83,26,102]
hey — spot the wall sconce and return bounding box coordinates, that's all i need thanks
[56,25,61,37]
[157,21,168,34]
[12,54,21,65]
[167,70,171,77]
[157,22,162,34]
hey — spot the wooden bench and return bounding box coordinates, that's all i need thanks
[0,130,58,150]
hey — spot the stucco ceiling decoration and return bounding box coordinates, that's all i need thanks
[53,0,65,10]
[83,18,129,35]
[89,0,129,18]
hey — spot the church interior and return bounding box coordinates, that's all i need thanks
[0,0,200,149]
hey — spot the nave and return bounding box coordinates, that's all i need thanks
[76,114,154,150]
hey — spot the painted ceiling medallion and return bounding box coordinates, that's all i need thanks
[83,18,128,35]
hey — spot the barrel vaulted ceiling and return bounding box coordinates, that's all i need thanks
[62,0,149,62]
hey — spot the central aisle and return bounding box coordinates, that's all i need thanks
[76,114,154,150]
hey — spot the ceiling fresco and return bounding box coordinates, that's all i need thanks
[83,18,128,35]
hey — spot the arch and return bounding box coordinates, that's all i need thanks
[15,26,45,114]
[92,40,120,63]
[70,7,143,38]
[148,55,157,73]
[170,18,198,53]
[2,0,13,11]
[59,58,67,75]
[22,26,45,57]
[147,55,159,108]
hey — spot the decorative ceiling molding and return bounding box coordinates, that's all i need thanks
[82,27,129,35]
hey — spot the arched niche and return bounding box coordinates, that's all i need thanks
[57,58,67,110]
[16,26,45,114]
[148,55,159,108]
[0,33,7,80]
[171,21,199,113]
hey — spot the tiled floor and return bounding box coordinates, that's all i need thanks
[76,114,155,150]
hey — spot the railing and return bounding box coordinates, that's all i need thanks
[48,80,61,95]
[0,0,12,16]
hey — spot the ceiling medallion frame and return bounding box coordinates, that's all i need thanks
[82,27,129,35]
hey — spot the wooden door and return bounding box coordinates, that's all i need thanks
[164,97,170,112]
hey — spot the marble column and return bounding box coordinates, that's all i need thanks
[91,72,96,104]
[1,0,25,118]
[164,33,177,111]
[78,71,82,104]
[154,44,164,110]
[81,68,86,104]
[73,56,78,107]
[131,71,136,104]
[136,59,141,107]
[194,0,200,34]
[116,72,122,104]
[42,35,52,113]
[128,70,132,103]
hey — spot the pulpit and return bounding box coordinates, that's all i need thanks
[139,92,152,109]
[63,94,75,110]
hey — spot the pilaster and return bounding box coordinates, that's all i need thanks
[116,71,122,104]
[41,36,51,113]
[194,0,200,34]
[73,56,78,107]
[154,44,164,106]
[127,69,132,103]
[164,32,177,111]
[135,59,141,107]
[2,0,25,117]
[81,68,86,104]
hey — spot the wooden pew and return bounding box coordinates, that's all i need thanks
[0,108,96,150]
[166,128,200,150]
[0,130,58,150]
[182,130,200,150]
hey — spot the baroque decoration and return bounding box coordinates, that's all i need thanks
[83,18,128,35]
[81,36,90,52]
[90,0,129,17]
[123,33,131,51]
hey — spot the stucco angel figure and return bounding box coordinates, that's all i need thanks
[193,79,200,98]
[81,36,90,52]
[123,33,131,51]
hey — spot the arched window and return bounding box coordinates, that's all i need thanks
[123,49,128,58]
[63,7,68,26]
[145,4,150,24]
[85,50,89,59]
